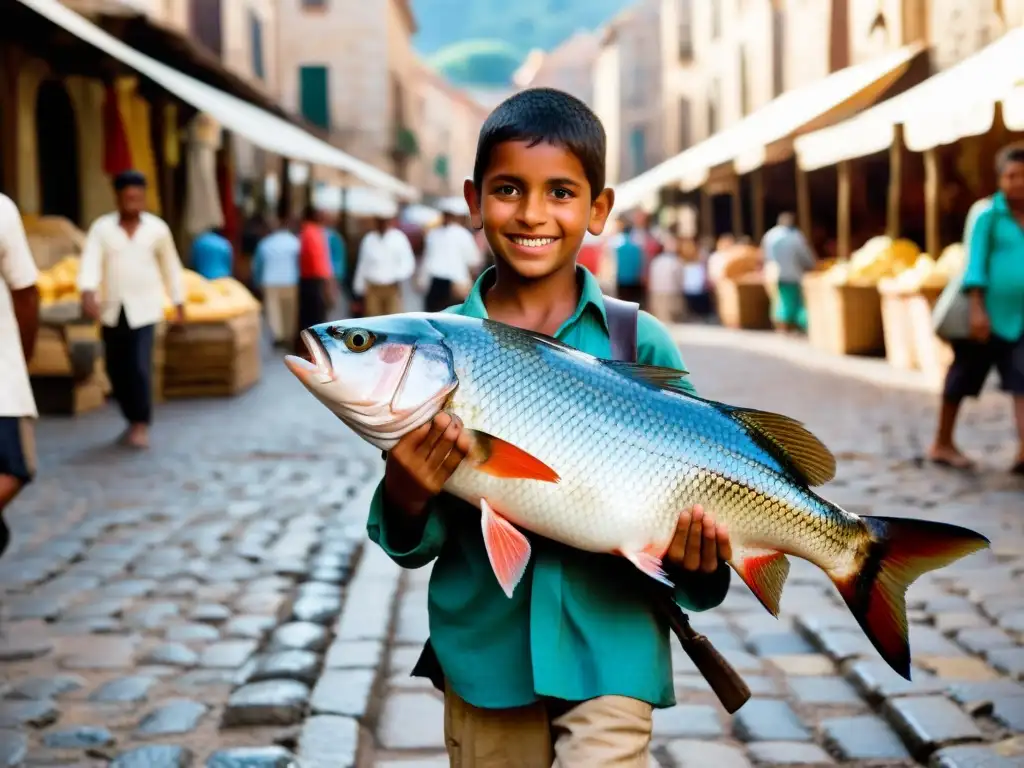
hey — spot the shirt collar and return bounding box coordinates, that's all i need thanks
[461,265,609,333]
[993,191,1009,212]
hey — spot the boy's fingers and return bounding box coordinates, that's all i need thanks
[426,416,462,467]
[668,508,692,563]
[716,524,733,563]
[439,441,467,479]
[402,421,433,452]
[700,515,718,573]
[418,413,453,457]
[683,511,704,571]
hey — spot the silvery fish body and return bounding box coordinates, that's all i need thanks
[285,312,988,680]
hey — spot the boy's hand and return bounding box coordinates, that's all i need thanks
[384,412,471,518]
[666,505,732,573]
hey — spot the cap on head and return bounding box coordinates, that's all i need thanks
[113,169,147,192]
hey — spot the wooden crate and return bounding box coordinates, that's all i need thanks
[803,274,884,357]
[878,285,917,371]
[714,276,772,330]
[31,374,107,416]
[162,310,262,399]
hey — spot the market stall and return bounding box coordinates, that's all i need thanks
[710,244,772,330]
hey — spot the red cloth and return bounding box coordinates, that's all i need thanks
[217,152,240,257]
[102,85,132,176]
[299,223,332,279]
[577,243,603,275]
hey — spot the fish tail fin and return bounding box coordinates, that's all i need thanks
[831,516,989,680]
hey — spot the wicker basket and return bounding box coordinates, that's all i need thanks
[878,284,916,370]
[714,276,772,330]
[803,274,885,356]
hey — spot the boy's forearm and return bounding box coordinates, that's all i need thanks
[381,482,431,552]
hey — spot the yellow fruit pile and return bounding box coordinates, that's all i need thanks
[163,270,260,322]
[823,237,922,286]
[884,244,965,292]
[36,256,83,306]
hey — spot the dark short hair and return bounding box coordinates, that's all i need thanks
[113,169,147,191]
[472,88,606,197]
[996,143,1024,175]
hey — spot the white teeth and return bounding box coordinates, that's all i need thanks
[510,236,555,247]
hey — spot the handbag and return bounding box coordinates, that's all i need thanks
[932,201,993,341]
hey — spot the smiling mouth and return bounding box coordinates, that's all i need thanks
[506,235,559,248]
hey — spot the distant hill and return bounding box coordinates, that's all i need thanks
[412,0,629,86]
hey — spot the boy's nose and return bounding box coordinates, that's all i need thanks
[516,193,547,228]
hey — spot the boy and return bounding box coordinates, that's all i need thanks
[367,88,732,767]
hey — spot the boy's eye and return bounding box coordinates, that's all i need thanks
[551,188,574,200]
[494,184,519,196]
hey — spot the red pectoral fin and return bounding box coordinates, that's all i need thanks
[729,547,791,617]
[467,430,560,483]
[480,498,532,598]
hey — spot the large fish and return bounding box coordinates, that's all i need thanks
[285,313,989,679]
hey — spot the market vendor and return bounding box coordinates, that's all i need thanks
[761,212,816,333]
[78,170,186,450]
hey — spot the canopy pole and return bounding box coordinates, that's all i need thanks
[886,125,903,239]
[730,176,744,237]
[837,160,851,261]
[752,168,765,241]
[700,187,714,239]
[796,164,811,241]
[924,147,941,258]
[278,157,292,221]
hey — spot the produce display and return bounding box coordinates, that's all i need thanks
[164,270,261,322]
[36,255,82,306]
[822,237,922,286]
[883,244,965,292]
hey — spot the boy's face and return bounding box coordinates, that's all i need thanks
[465,140,613,280]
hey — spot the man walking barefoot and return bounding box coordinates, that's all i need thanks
[78,170,185,449]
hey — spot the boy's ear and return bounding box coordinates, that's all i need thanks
[464,179,483,230]
[588,188,615,236]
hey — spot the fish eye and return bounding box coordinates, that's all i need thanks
[343,329,376,353]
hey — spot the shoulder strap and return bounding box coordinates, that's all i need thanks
[603,295,639,363]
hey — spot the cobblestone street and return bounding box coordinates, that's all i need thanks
[1,328,1022,768]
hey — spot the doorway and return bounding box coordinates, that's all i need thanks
[36,80,81,223]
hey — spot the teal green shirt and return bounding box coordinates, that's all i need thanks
[962,192,1024,342]
[366,266,730,710]
[326,229,347,281]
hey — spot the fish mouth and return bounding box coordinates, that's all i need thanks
[301,329,334,383]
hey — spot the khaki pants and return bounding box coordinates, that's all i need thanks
[444,684,653,767]
[264,285,298,344]
[647,292,682,324]
[364,282,403,317]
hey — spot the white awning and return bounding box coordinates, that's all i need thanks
[17,0,419,200]
[612,45,920,212]
[795,28,1024,171]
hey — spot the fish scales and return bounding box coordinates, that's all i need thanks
[441,320,860,566]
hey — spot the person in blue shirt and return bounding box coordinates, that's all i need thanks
[612,219,644,306]
[190,227,233,280]
[324,217,347,310]
[930,143,1024,475]
[252,218,301,348]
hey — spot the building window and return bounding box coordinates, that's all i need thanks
[711,0,722,38]
[299,66,330,130]
[739,45,750,116]
[679,97,692,151]
[772,6,785,96]
[189,0,222,57]
[629,127,647,176]
[249,10,264,80]
[678,0,694,60]
[707,78,720,135]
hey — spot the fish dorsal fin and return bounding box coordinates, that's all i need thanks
[601,361,692,394]
[729,407,836,487]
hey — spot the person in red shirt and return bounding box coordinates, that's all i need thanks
[296,205,335,353]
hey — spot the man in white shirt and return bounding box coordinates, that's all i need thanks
[0,193,40,557]
[78,170,185,449]
[353,210,416,317]
[418,210,478,312]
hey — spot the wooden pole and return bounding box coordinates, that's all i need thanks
[752,168,765,241]
[0,48,20,199]
[886,124,903,239]
[730,176,744,237]
[796,163,811,241]
[924,147,940,258]
[837,160,851,261]
[700,187,713,239]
